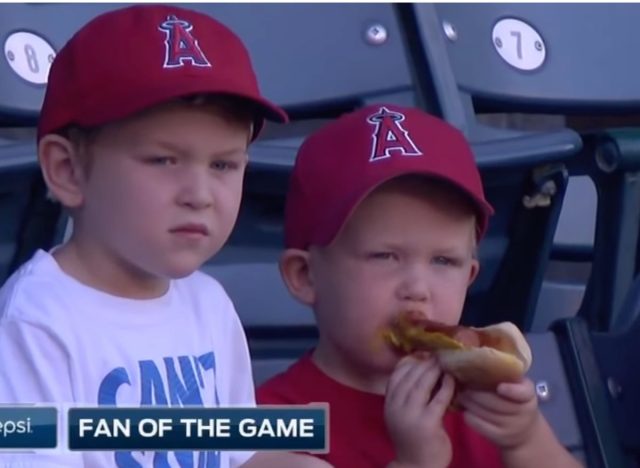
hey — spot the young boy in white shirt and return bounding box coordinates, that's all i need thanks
[0,5,326,468]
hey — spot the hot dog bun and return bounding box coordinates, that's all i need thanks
[384,313,532,389]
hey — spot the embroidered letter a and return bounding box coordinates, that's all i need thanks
[159,15,211,68]
[367,106,421,161]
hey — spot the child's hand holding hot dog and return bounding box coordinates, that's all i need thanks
[385,355,456,468]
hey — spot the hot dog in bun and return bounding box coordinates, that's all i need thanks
[384,311,532,389]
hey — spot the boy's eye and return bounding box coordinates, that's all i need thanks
[146,156,177,166]
[211,160,239,172]
[368,252,397,261]
[433,256,456,266]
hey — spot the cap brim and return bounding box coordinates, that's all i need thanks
[323,168,494,247]
[245,95,288,124]
[236,93,288,141]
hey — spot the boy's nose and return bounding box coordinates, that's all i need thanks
[398,268,431,303]
[400,285,429,303]
[177,170,214,209]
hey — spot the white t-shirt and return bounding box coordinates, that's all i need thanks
[0,249,255,468]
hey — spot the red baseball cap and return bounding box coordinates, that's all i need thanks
[284,104,494,249]
[37,4,287,141]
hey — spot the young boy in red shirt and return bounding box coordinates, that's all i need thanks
[258,105,582,468]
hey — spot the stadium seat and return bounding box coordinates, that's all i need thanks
[423,3,640,333]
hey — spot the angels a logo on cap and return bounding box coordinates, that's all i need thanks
[159,14,211,69]
[367,106,422,162]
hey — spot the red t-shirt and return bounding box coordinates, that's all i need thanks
[257,353,503,468]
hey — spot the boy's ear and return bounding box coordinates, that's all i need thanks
[468,258,480,287]
[38,134,86,208]
[279,249,315,306]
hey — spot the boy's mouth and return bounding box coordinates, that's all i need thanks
[169,223,210,237]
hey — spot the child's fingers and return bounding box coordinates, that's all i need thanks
[457,388,530,415]
[425,374,456,420]
[496,379,536,403]
[463,409,502,439]
[456,392,515,416]
[413,350,433,360]
[458,395,506,425]
[387,356,420,398]
[398,358,438,406]
[404,361,444,408]
[387,356,436,405]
